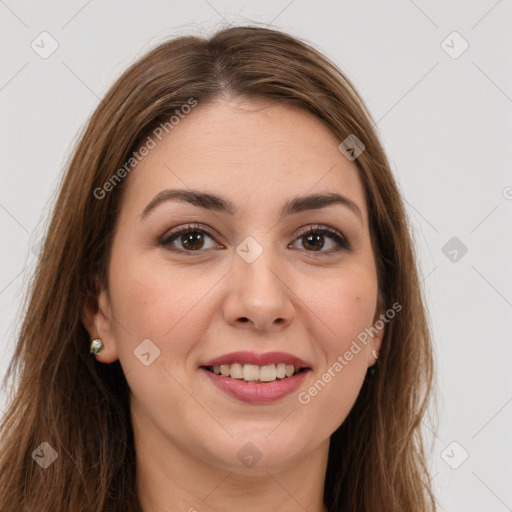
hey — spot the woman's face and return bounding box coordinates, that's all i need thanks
[89,98,383,472]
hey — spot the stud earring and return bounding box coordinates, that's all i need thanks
[90,338,103,355]
[368,350,379,376]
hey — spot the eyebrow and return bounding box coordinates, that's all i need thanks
[140,189,363,222]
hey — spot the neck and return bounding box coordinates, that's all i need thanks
[134,418,329,512]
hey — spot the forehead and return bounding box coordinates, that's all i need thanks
[120,98,368,222]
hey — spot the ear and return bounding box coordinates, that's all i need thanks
[368,311,385,366]
[368,298,386,368]
[82,282,119,364]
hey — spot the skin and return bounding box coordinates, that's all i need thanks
[83,98,384,512]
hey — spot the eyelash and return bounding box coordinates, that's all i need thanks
[159,223,351,256]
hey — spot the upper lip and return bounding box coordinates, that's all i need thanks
[201,351,311,368]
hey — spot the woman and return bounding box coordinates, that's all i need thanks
[0,25,437,511]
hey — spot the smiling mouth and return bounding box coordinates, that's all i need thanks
[202,363,309,383]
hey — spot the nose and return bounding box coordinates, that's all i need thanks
[223,248,295,332]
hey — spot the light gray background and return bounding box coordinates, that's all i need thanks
[1,1,511,510]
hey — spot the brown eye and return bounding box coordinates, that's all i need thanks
[160,224,219,254]
[301,233,325,251]
[177,231,206,251]
[159,223,350,256]
[291,225,351,254]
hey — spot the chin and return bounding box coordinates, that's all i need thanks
[198,427,318,473]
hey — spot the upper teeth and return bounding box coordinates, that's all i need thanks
[211,363,298,382]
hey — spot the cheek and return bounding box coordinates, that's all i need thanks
[110,242,378,360]
[295,276,376,434]
[308,265,378,348]
[108,251,227,365]
[107,254,212,413]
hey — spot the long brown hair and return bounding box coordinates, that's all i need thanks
[0,25,437,511]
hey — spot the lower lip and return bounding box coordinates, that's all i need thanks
[200,368,310,404]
